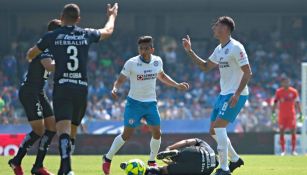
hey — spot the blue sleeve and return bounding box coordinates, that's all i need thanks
[85,28,101,43]
[36,32,52,51]
[38,49,53,60]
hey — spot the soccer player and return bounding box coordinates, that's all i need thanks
[102,36,189,175]
[182,16,252,175]
[120,138,218,175]
[272,77,303,156]
[8,19,61,175]
[26,3,118,175]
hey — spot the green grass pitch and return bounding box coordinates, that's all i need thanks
[1,155,307,175]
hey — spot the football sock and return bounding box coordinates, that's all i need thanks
[291,133,296,152]
[33,130,56,168]
[214,128,229,171]
[149,137,161,161]
[227,137,239,162]
[14,131,40,165]
[280,134,285,152]
[59,133,72,173]
[212,135,239,162]
[106,134,125,160]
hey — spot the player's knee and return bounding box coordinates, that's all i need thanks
[122,132,133,141]
[210,128,215,135]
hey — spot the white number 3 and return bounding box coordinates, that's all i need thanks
[67,46,79,71]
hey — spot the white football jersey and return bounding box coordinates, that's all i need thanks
[209,38,250,95]
[121,55,163,102]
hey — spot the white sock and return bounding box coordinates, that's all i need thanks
[106,135,125,160]
[227,137,239,162]
[212,135,240,162]
[149,137,161,161]
[214,128,229,171]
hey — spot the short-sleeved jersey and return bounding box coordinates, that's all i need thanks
[121,55,163,102]
[22,49,53,90]
[36,25,100,88]
[275,87,299,118]
[209,38,249,95]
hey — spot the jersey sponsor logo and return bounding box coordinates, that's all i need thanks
[55,34,88,46]
[58,78,88,86]
[219,61,230,68]
[154,61,159,67]
[137,73,157,81]
[137,63,142,67]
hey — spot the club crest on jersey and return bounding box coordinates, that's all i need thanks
[154,61,159,67]
[224,48,229,54]
[219,57,224,61]
[137,63,142,66]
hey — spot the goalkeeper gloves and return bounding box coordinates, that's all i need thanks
[271,112,277,123]
[298,113,304,123]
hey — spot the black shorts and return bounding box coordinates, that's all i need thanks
[53,86,87,126]
[19,86,53,121]
[167,147,217,175]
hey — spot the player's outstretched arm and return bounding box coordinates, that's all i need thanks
[26,46,42,61]
[98,3,118,41]
[111,73,127,99]
[166,139,197,150]
[182,35,217,72]
[157,71,189,91]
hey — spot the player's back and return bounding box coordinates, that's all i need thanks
[37,25,101,89]
[22,50,53,91]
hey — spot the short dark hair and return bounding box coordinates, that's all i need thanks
[216,16,235,32]
[47,19,61,31]
[62,4,80,22]
[138,36,154,47]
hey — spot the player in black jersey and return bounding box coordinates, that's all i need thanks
[27,3,118,175]
[125,138,218,175]
[8,19,61,175]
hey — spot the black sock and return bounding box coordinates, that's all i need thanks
[145,167,163,175]
[33,130,56,168]
[58,133,72,173]
[13,131,40,165]
[70,138,75,145]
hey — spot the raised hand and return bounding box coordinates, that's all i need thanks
[107,3,118,17]
[182,35,192,52]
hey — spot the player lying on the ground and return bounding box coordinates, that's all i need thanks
[121,138,219,175]
[102,36,189,175]
[8,19,61,175]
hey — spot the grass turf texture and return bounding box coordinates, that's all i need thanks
[1,155,307,175]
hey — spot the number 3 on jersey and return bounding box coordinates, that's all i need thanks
[67,46,79,71]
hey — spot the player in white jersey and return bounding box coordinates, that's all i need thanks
[102,36,189,175]
[182,16,252,175]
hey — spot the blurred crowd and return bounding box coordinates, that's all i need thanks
[0,27,306,132]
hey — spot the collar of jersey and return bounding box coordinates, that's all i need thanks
[221,38,231,49]
[139,55,152,64]
[64,25,76,29]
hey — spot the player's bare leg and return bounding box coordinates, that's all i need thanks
[31,116,56,175]
[56,120,73,175]
[9,120,44,175]
[291,128,297,155]
[70,124,78,155]
[279,128,286,156]
[212,118,231,175]
[103,127,134,175]
[148,126,161,167]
